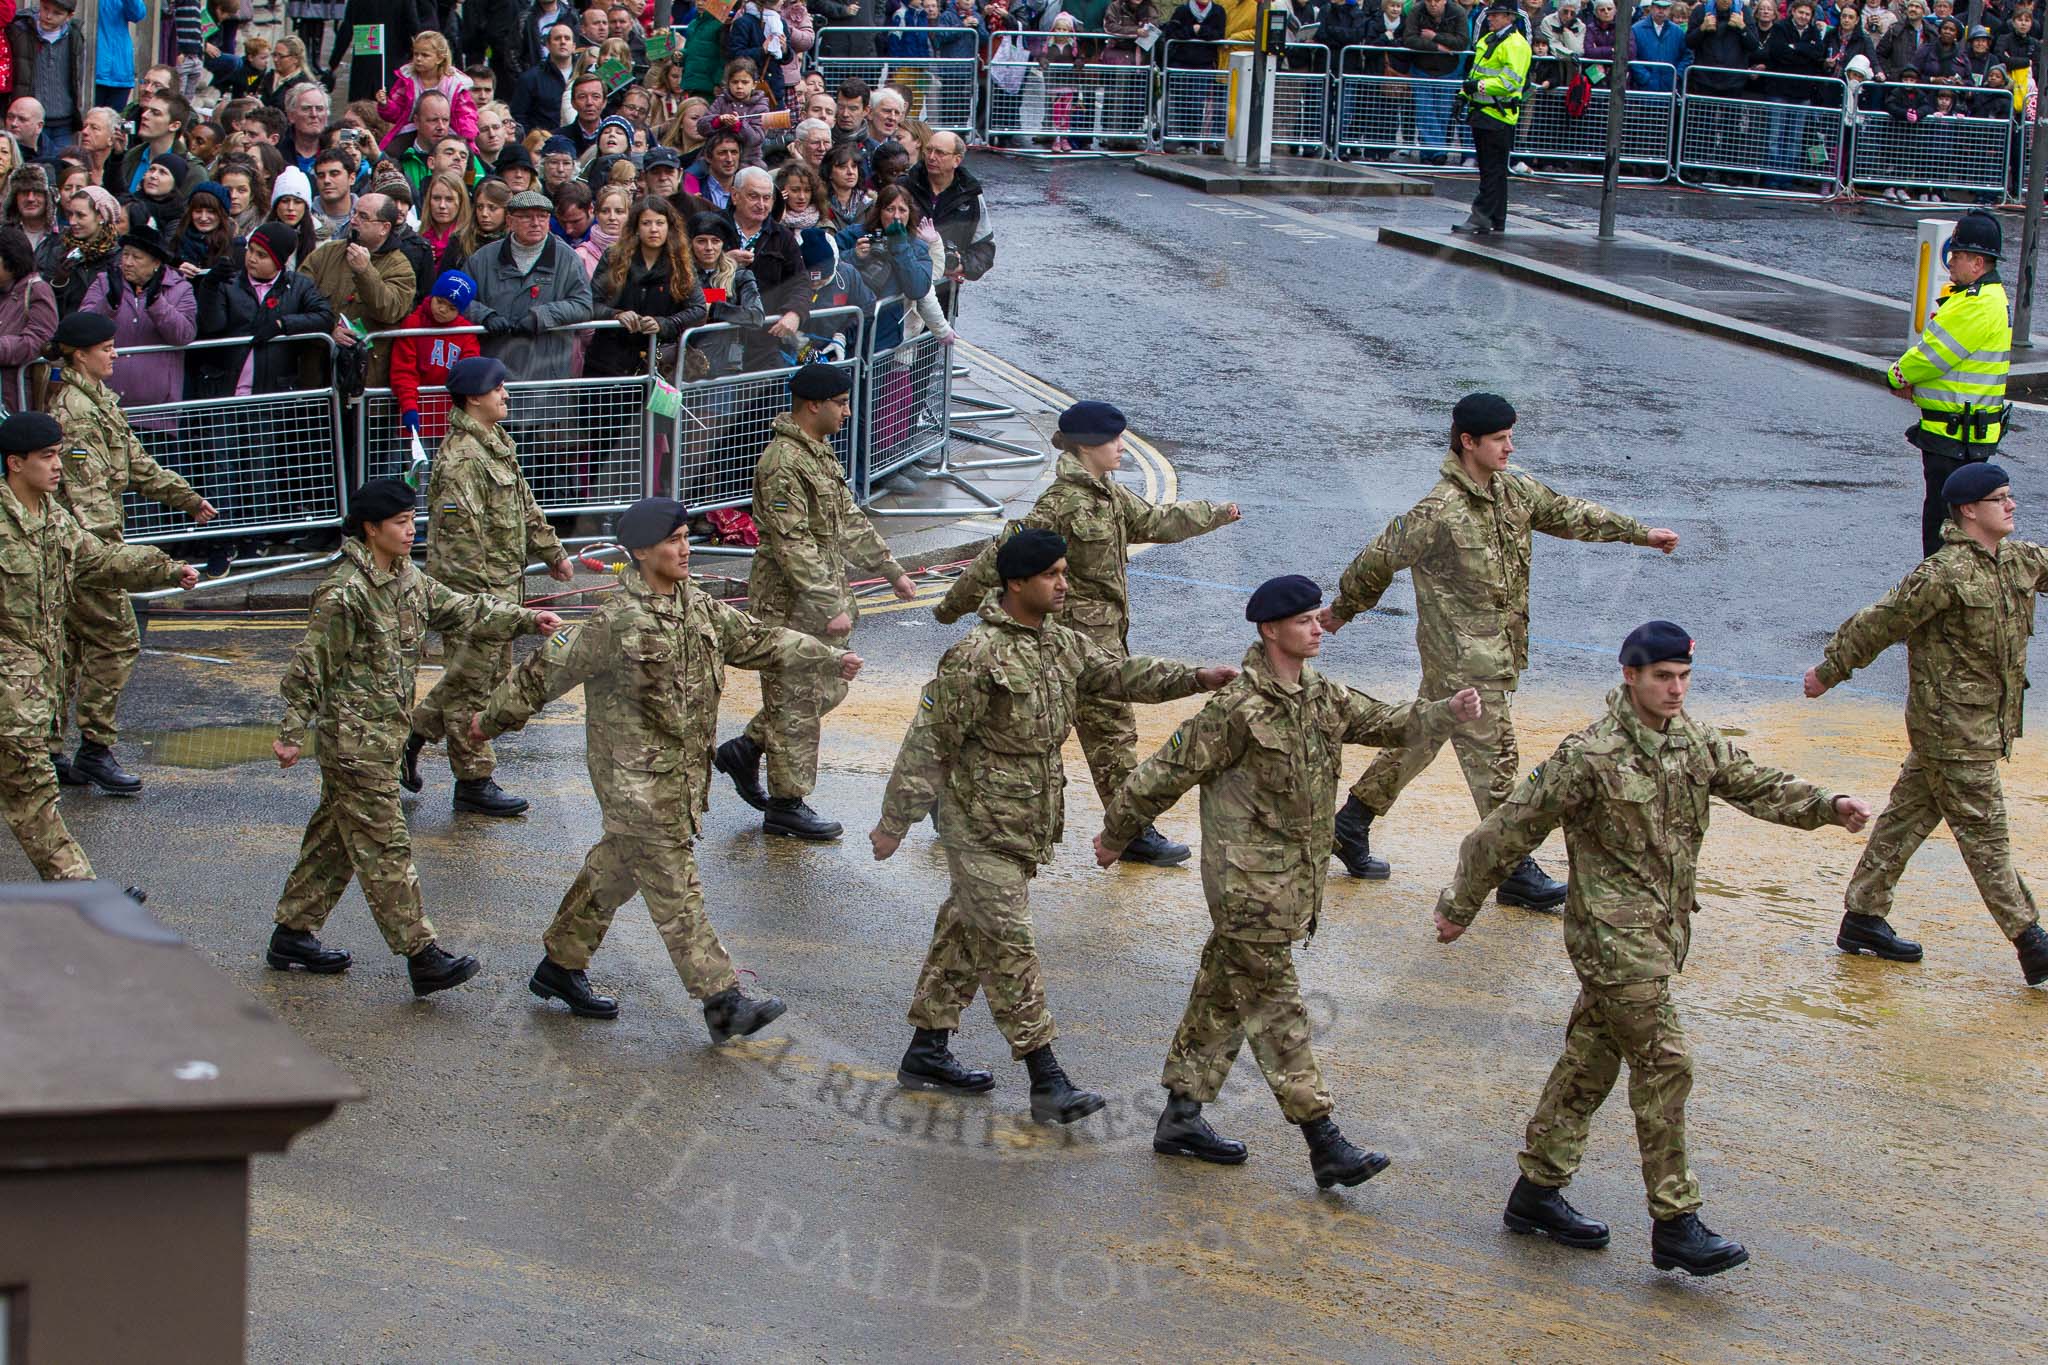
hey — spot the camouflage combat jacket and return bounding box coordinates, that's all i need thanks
[750,414,902,636]
[878,596,1202,866]
[0,482,181,739]
[51,374,207,540]
[1330,458,1649,688]
[478,564,841,840]
[279,539,540,759]
[1437,688,1839,987]
[424,410,566,599]
[1104,642,1457,943]
[934,452,1232,643]
[1815,522,2048,762]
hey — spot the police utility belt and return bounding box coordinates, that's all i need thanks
[1932,402,2012,442]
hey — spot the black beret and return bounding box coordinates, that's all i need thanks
[1451,391,1517,436]
[995,527,1066,581]
[1943,461,2010,505]
[617,496,690,549]
[55,312,117,350]
[1058,400,1125,445]
[1245,573,1321,623]
[790,362,852,402]
[0,411,64,455]
[346,478,417,533]
[1619,620,1695,668]
[446,356,510,397]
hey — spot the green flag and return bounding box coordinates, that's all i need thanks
[354,24,383,55]
[646,29,672,59]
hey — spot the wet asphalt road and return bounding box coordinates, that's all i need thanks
[55,162,2048,1361]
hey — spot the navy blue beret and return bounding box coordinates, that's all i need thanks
[1451,391,1517,436]
[1246,573,1322,623]
[995,527,1067,581]
[346,478,416,533]
[446,356,509,397]
[1619,620,1694,668]
[55,311,117,350]
[1058,400,1126,445]
[791,362,852,401]
[1943,461,2010,505]
[0,412,63,454]
[618,496,691,549]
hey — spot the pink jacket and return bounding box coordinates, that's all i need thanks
[778,3,814,88]
[377,69,480,151]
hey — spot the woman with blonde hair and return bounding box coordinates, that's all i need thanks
[376,31,479,152]
[577,182,635,277]
[666,95,711,159]
[418,170,473,275]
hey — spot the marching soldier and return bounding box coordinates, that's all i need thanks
[403,355,575,817]
[1455,0,1531,236]
[1095,575,1481,1188]
[1322,392,1677,907]
[935,401,1240,866]
[472,497,859,1040]
[47,310,216,795]
[1888,210,2010,560]
[1805,463,2048,986]
[1436,622,1869,1276]
[0,413,195,880]
[716,363,915,842]
[870,529,1237,1123]
[269,479,562,997]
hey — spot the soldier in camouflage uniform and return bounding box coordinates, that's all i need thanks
[47,312,216,796]
[269,479,561,998]
[935,401,1239,866]
[403,357,574,818]
[1436,621,1869,1277]
[1805,462,2048,986]
[474,497,858,1040]
[871,528,1236,1124]
[1096,574,1480,1188]
[1323,393,1676,907]
[0,413,194,881]
[715,364,916,842]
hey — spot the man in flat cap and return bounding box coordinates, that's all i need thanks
[936,399,1240,866]
[0,413,195,881]
[46,309,216,795]
[1806,463,2048,988]
[472,496,861,1040]
[1096,575,1481,1188]
[1437,621,1869,1277]
[270,478,563,998]
[1323,392,1677,908]
[717,362,916,841]
[404,354,575,817]
[871,527,1239,1124]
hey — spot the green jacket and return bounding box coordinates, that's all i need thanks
[1892,274,2010,451]
[934,451,1232,642]
[879,595,1202,866]
[1437,687,1839,987]
[279,539,541,756]
[1331,456,1650,689]
[750,413,902,636]
[50,374,207,540]
[424,409,566,600]
[478,564,841,841]
[679,10,728,94]
[1816,521,2048,762]
[1104,641,1457,943]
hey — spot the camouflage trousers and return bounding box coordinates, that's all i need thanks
[907,844,1055,1059]
[1520,978,1701,1221]
[0,734,93,879]
[1162,930,1333,1124]
[1352,680,1517,820]
[275,753,437,956]
[544,833,740,1000]
[1072,622,1136,802]
[53,583,139,750]
[411,635,515,781]
[1845,751,2040,941]
[744,623,851,800]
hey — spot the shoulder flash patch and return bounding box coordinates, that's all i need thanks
[920,688,936,711]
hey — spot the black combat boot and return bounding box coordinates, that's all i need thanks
[529,957,620,1019]
[1152,1092,1248,1165]
[1300,1116,1389,1189]
[52,751,84,786]
[267,925,352,974]
[1650,1213,1750,1276]
[1118,824,1192,867]
[714,734,769,811]
[72,740,141,796]
[1497,856,1567,911]
[1023,1045,1105,1124]
[1503,1175,1610,1249]
[407,941,481,996]
[1332,795,1390,879]
[122,886,147,904]
[399,732,426,793]
[2016,924,2048,986]
[897,1027,996,1093]
[1836,911,1923,963]
[764,797,842,841]
[453,777,528,817]
[703,985,787,1042]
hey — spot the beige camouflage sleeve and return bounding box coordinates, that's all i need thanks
[278,590,350,749]
[877,655,988,838]
[477,613,612,739]
[1115,483,1233,546]
[1707,735,1839,829]
[421,571,542,641]
[1524,475,1650,544]
[1330,510,1427,625]
[1437,746,1583,926]
[706,595,842,673]
[1102,694,1241,847]
[1815,561,1951,688]
[1078,636,1201,704]
[932,525,1013,625]
[1337,689,1456,751]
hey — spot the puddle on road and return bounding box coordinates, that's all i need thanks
[131,723,305,769]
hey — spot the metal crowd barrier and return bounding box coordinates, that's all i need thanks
[1160,39,1243,149]
[1675,66,1847,197]
[814,25,980,134]
[1273,43,1331,155]
[1516,59,1676,180]
[1332,46,1472,164]
[983,32,1154,146]
[861,299,953,497]
[1847,85,2014,199]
